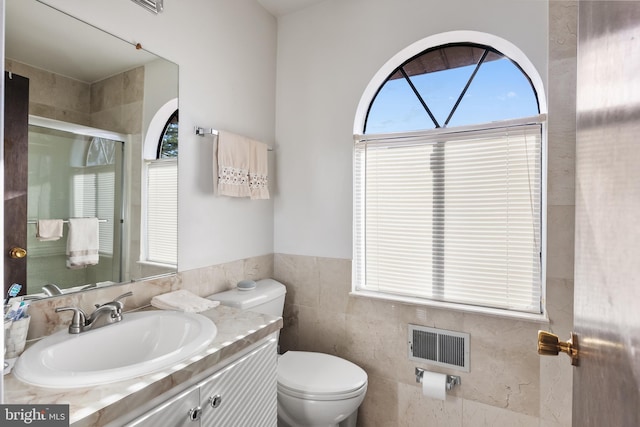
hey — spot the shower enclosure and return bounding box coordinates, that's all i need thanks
[27,116,126,294]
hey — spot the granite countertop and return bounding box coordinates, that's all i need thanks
[3,306,283,426]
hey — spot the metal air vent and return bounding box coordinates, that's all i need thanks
[408,324,470,372]
[131,0,164,14]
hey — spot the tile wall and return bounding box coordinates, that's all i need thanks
[89,67,144,135]
[540,2,578,426]
[23,254,273,340]
[5,59,92,125]
[4,59,145,135]
[274,255,543,426]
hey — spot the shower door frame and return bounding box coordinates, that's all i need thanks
[27,115,129,293]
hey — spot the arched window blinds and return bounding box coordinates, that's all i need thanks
[354,42,544,314]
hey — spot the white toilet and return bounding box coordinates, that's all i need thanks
[209,279,368,427]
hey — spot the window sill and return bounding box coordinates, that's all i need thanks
[350,290,549,324]
[137,260,177,269]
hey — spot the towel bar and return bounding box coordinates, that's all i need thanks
[194,126,273,151]
[27,219,108,225]
[195,126,218,137]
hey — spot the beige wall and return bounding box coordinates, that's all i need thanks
[5,59,91,126]
[274,255,543,426]
[272,2,577,426]
[541,1,577,426]
[90,67,144,135]
[4,59,145,134]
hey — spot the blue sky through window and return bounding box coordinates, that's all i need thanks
[365,52,539,134]
[448,58,538,127]
[410,64,475,127]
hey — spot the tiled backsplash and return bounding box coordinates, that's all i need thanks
[24,254,273,340]
[274,253,553,427]
[22,243,571,427]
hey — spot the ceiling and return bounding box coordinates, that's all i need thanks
[5,0,325,84]
[6,0,159,83]
[257,0,326,17]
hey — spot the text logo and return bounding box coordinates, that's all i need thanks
[1,405,69,426]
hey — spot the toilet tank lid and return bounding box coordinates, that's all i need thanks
[278,351,368,395]
[207,278,286,310]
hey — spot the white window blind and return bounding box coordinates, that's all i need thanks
[354,122,542,313]
[72,168,115,255]
[146,159,178,265]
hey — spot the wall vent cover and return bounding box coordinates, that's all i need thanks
[131,0,164,14]
[408,324,470,372]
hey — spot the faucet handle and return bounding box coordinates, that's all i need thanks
[114,291,133,302]
[112,291,133,310]
[55,307,87,334]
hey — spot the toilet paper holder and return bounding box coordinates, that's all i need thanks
[415,367,461,391]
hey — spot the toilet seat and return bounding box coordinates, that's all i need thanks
[278,381,367,401]
[277,351,368,400]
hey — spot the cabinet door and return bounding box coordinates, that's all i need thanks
[126,387,202,427]
[199,339,277,427]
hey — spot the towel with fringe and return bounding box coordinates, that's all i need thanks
[216,130,269,199]
[36,219,64,241]
[249,140,270,200]
[151,290,220,313]
[66,218,99,269]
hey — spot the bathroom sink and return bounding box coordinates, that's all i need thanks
[13,311,217,388]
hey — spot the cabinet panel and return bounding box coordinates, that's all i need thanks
[199,339,277,427]
[118,337,278,427]
[126,387,200,427]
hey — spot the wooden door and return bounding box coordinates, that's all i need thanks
[573,1,640,425]
[3,72,29,297]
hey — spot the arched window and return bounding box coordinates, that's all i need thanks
[364,43,539,133]
[353,34,545,316]
[143,101,178,266]
[157,110,178,159]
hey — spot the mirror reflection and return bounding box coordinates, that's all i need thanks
[4,0,179,299]
[27,119,125,294]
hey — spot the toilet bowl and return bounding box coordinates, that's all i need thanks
[277,351,367,427]
[208,279,368,427]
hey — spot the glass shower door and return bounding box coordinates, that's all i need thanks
[27,124,124,294]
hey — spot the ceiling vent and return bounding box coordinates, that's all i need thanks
[131,0,164,14]
[408,324,470,372]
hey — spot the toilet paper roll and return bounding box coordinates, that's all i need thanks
[421,371,447,400]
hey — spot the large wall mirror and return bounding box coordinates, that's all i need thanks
[3,0,179,300]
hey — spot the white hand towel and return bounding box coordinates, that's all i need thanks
[249,140,270,200]
[66,217,99,269]
[36,219,64,241]
[151,290,220,313]
[217,131,251,197]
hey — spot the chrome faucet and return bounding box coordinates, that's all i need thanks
[56,291,133,334]
[42,283,64,296]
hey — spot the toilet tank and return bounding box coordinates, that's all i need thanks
[207,278,286,317]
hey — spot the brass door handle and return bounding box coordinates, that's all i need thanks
[9,247,27,259]
[537,330,579,366]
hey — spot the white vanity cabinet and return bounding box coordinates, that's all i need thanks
[199,338,277,426]
[124,338,277,427]
[126,387,201,427]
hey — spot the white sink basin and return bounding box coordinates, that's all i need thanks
[13,311,217,388]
